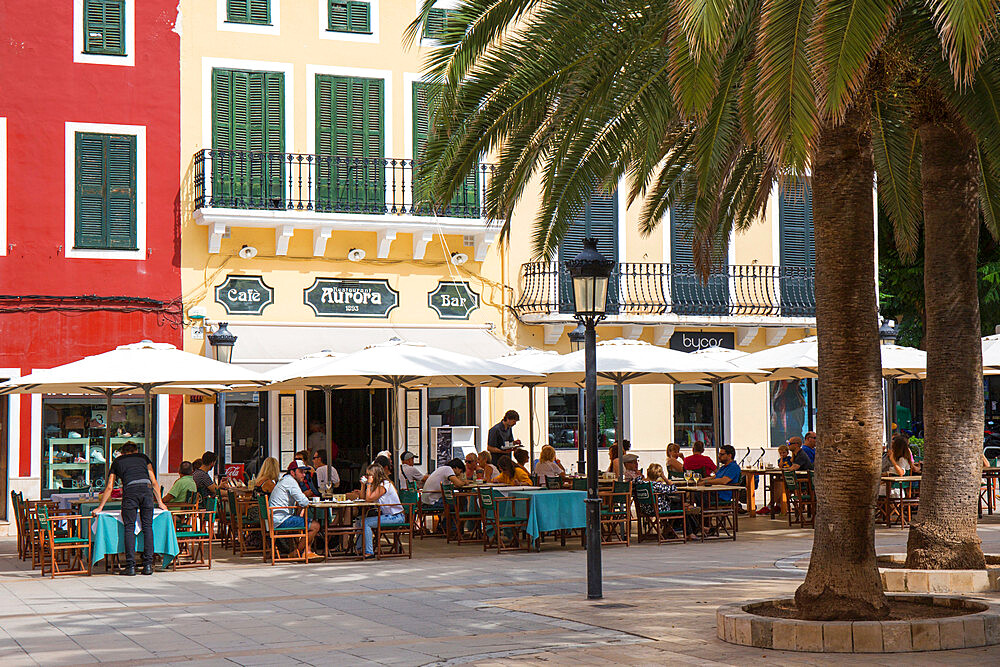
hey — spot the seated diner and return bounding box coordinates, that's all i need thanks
[421,458,468,508]
[683,441,717,476]
[496,456,532,485]
[533,445,564,484]
[347,463,405,557]
[269,460,322,560]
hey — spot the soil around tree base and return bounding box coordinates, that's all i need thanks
[748,598,974,621]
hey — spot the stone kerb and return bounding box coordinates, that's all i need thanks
[717,595,1000,653]
[877,554,1000,593]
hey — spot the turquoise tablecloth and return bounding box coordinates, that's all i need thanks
[90,511,180,566]
[508,490,587,539]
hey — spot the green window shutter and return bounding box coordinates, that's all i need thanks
[779,179,815,267]
[329,1,349,32]
[669,203,695,265]
[413,81,431,161]
[316,75,383,210]
[106,135,137,249]
[227,0,270,25]
[83,0,126,56]
[559,192,618,262]
[329,1,370,33]
[422,8,450,39]
[669,200,729,315]
[75,132,136,250]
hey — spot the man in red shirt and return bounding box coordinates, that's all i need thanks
[682,441,717,476]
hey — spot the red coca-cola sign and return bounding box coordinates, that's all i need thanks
[224,463,245,481]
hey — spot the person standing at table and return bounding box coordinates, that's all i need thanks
[487,410,520,464]
[94,441,168,576]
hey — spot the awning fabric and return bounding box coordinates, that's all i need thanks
[227,323,515,371]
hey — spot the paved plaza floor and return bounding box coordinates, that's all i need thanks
[3,517,1000,665]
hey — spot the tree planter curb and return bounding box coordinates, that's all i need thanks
[717,595,1000,652]
[877,554,1000,593]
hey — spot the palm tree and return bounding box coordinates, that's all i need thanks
[407,0,997,616]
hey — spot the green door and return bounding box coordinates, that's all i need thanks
[315,74,384,212]
[413,81,480,217]
[212,68,284,209]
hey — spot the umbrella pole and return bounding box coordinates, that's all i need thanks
[324,386,333,494]
[713,380,723,449]
[103,389,114,488]
[143,384,153,471]
[615,382,624,481]
[528,386,535,465]
[884,378,896,445]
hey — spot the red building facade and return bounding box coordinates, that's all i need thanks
[0,0,182,511]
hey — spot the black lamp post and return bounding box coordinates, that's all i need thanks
[568,323,587,475]
[566,238,614,600]
[208,322,238,467]
[878,319,898,445]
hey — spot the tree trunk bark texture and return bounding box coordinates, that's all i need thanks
[794,107,890,621]
[905,113,986,570]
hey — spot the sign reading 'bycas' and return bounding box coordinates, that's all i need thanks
[303,278,399,318]
[669,330,736,353]
[428,281,480,320]
[215,275,274,315]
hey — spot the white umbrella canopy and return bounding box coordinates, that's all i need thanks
[736,336,926,381]
[983,334,1000,373]
[263,349,343,385]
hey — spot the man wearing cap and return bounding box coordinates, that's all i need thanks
[400,451,427,487]
[269,460,322,560]
[621,453,642,481]
[487,410,521,464]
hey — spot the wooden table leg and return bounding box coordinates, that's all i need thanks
[745,474,758,517]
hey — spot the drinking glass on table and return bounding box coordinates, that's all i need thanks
[684,470,693,484]
[693,472,702,484]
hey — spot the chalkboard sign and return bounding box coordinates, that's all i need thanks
[436,427,453,469]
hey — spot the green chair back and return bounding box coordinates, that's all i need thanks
[256,494,271,533]
[632,481,657,517]
[571,477,587,491]
[442,482,456,507]
[37,505,52,533]
[226,488,238,517]
[545,476,562,490]
[667,468,685,480]
[398,489,418,519]
[477,487,496,519]
[204,496,218,514]
[406,480,417,491]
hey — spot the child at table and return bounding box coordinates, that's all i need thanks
[777,444,792,468]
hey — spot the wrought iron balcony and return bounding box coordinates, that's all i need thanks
[192,148,492,219]
[515,262,815,319]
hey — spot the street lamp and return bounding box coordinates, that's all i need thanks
[207,322,238,470]
[568,323,587,476]
[566,237,614,600]
[878,319,898,445]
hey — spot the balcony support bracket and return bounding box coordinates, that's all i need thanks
[543,324,566,346]
[736,326,759,347]
[377,230,397,259]
[313,226,334,257]
[413,231,434,260]
[208,222,227,254]
[474,230,498,262]
[765,327,788,347]
[275,225,295,256]
[652,325,675,346]
[622,324,643,340]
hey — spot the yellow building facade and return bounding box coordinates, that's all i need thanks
[178,0,816,481]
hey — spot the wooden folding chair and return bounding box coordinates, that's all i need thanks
[375,490,417,559]
[477,488,529,553]
[442,484,481,544]
[633,482,685,544]
[598,481,631,546]
[782,470,814,528]
[37,506,91,578]
[258,495,310,564]
[172,498,216,570]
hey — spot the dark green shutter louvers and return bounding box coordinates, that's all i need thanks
[329,1,370,33]
[227,0,270,25]
[422,8,450,39]
[75,132,136,250]
[83,0,126,56]
[779,180,815,267]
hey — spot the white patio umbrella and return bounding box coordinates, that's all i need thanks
[0,340,267,472]
[983,334,1000,373]
[267,338,542,473]
[544,339,761,478]
[489,349,566,463]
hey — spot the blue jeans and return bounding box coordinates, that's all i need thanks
[277,515,305,529]
[356,513,405,555]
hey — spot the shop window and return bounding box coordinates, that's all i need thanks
[328,1,371,33]
[224,392,264,466]
[428,387,474,427]
[547,386,617,450]
[674,384,715,447]
[227,0,270,25]
[42,395,154,495]
[769,379,815,447]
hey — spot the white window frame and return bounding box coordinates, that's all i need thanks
[64,121,147,260]
[319,0,380,44]
[217,0,281,35]
[73,0,135,67]
[0,117,6,257]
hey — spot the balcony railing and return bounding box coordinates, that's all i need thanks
[515,262,815,318]
[193,149,493,219]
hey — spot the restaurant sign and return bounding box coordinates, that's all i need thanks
[669,330,735,353]
[428,281,480,320]
[215,275,274,315]
[304,278,399,318]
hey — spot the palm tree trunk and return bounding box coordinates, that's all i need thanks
[905,110,986,569]
[794,106,889,620]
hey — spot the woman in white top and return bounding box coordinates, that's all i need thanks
[533,445,565,484]
[349,463,405,557]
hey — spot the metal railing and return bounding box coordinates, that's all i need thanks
[514,262,815,318]
[193,149,492,219]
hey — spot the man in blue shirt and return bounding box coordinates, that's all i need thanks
[701,444,741,503]
[802,431,817,462]
[269,461,321,560]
